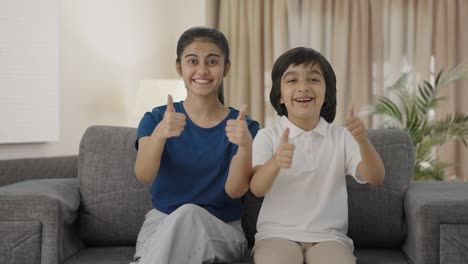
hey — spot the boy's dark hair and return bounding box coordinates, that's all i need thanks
[176,27,230,104]
[269,47,337,123]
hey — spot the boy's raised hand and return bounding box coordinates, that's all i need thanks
[226,104,252,147]
[346,104,368,144]
[153,95,186,140]
[274,128,295,168]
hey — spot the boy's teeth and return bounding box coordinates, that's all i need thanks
[295,98,312,102]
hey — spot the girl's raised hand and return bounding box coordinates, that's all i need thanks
[153,95,186,140]
[225,104,252,147]
[345,104,368,144]
[274,128,295,168]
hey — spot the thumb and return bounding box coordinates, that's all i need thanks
[347,103,355,120]
[166,95,175,112]
[280,128,290,144]
[237,104,247,120]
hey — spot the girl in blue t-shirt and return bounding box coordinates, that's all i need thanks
[132,27,259,264]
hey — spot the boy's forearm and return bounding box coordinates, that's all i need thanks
[225,145,253,198]
[250,157,280,197]
[358,139,385,185]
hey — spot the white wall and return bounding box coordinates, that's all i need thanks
[0,0,210,159]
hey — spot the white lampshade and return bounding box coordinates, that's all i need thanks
[134,79,186,122]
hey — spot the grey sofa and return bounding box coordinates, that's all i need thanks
[1,126,468,264]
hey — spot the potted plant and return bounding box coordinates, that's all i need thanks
[369,64,468,180]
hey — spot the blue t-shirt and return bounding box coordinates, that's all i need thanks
[136,101,260,222]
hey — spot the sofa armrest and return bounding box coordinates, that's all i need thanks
[0,178,84,264]
[0,156,77,187]
[403,181,468,264]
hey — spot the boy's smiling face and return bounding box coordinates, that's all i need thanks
[280,63,325,130]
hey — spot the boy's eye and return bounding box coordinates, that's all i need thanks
[187,59,197,64]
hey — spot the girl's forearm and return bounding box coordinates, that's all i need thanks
[225,145,253,198]
[134,136,165,184]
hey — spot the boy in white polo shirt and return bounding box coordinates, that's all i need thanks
[250,47,385,264]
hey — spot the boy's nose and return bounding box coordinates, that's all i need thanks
[298,83,310,92]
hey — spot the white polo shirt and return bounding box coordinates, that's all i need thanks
[252,116,365,250]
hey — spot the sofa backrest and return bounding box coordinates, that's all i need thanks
[347,129,414,247]
[78,126,414,248]
[242,129,415,248]
[78,126,151,246]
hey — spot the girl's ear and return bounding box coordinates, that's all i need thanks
[223,62,231,77]
[176,61,182,77]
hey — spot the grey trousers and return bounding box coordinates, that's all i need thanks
[131,204,248,264]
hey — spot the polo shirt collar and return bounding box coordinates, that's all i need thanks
[280,116,328,139]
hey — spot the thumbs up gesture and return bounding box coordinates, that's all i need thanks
[274,128,295,168]
[153,95,186,140]
[226,104,252,147]
[345,104,368,144]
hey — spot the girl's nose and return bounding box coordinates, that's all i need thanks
[197,63,209,75]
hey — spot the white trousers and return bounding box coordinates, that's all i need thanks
[131,204,248,264]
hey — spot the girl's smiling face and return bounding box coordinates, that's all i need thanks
[176,39,230,99]
[280,63,326,128]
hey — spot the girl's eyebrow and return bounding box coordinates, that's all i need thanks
[184,53,221,59]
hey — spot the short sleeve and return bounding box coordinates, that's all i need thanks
[246,117,260,139]
[135,108,163,150]
[344,129,365,184]
[252,129,274,167]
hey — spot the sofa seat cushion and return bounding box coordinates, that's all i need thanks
[65,247,251,264]
[65,247,134,264]
[64,247,408,264]
[355,248,409,264]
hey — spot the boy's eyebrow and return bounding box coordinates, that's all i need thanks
[309,69,323,77]
[282,69,323,78]
[282,71,298,79]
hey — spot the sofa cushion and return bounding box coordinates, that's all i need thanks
[347,129,414,247]
[78,126,152,246]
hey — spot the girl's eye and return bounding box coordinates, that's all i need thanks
[309,78,320,82]
[286,79,296,84]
